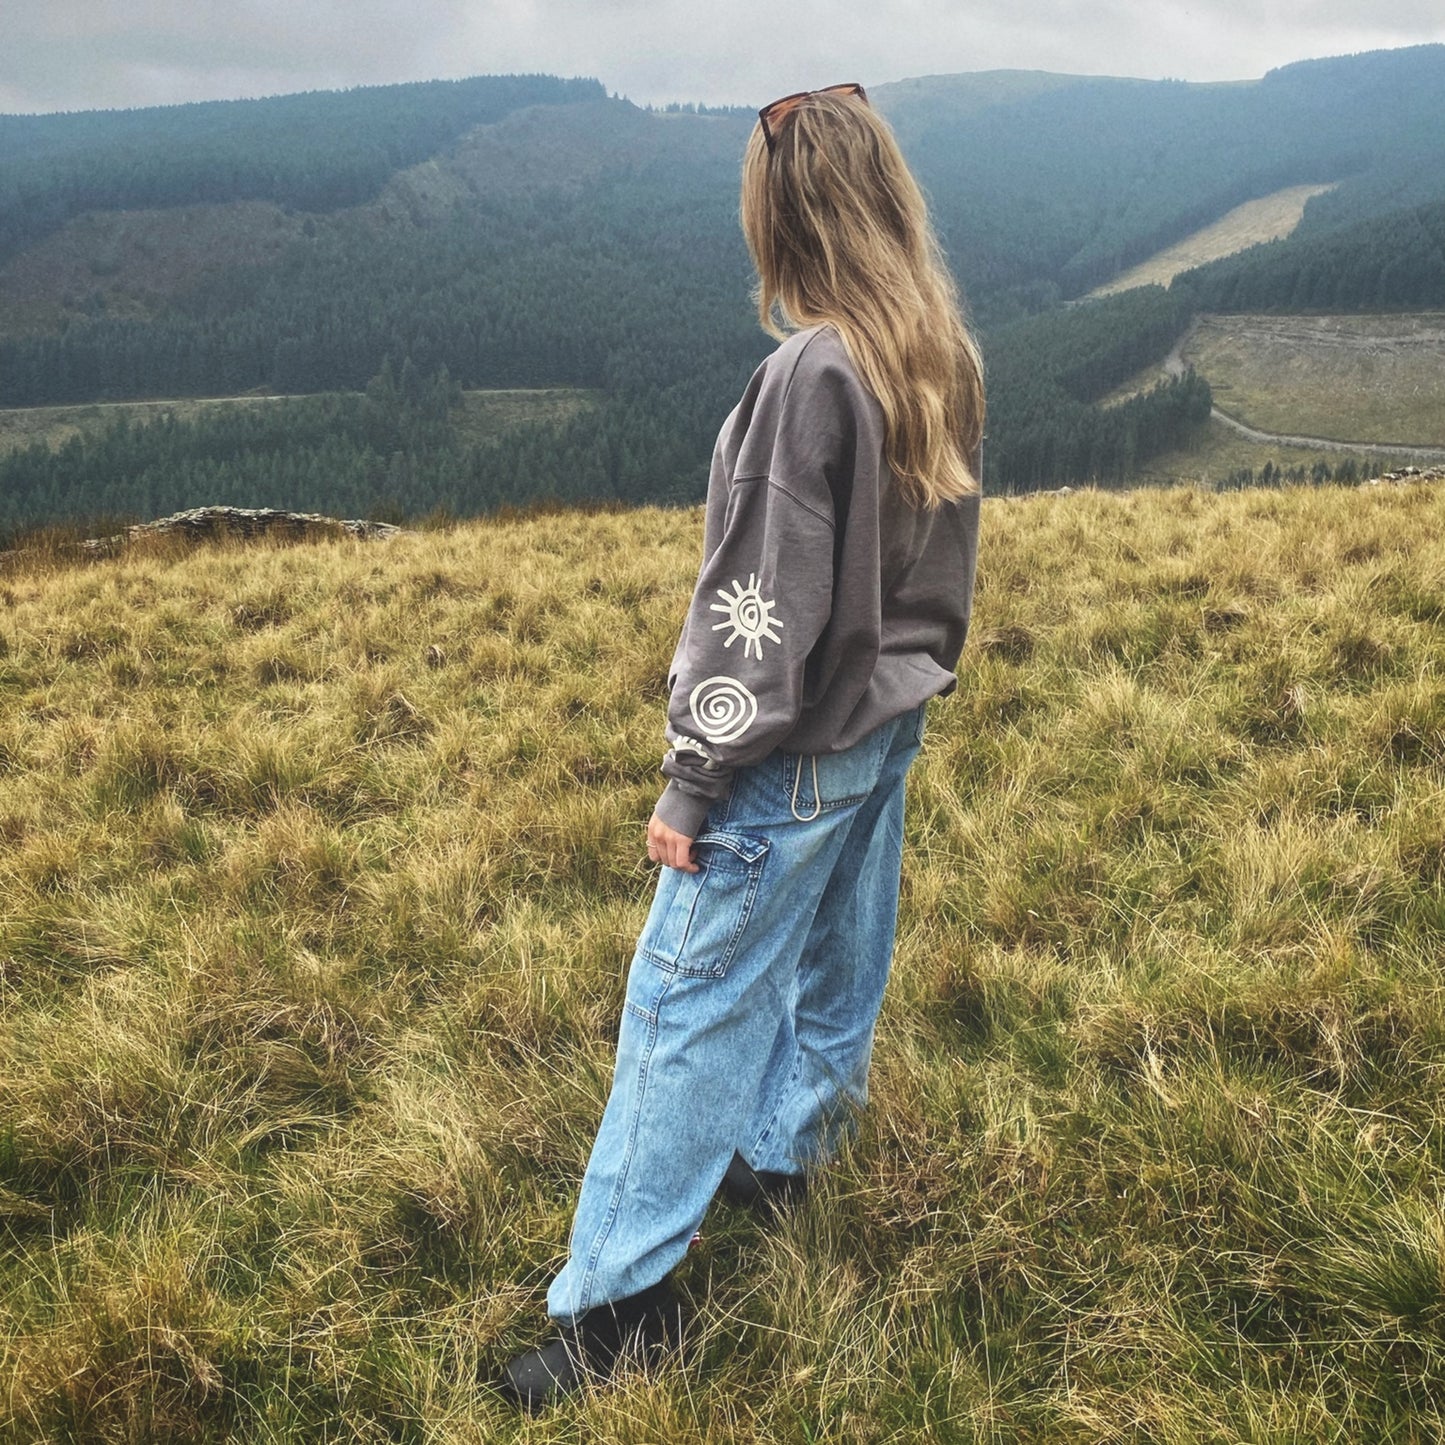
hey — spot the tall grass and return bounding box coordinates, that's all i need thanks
[2,483,1444,1441]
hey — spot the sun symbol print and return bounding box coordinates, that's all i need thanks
[710,574,783,661]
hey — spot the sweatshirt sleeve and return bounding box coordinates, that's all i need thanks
[654,351,851,838]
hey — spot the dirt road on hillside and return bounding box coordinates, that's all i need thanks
[1206,405,1445,462]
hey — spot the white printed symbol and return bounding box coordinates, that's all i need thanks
[710,574,782,661]
[689,676,758,744]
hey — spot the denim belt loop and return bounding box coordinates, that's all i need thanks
[790,754,822,822]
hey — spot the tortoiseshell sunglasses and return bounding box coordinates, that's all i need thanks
[758,82,869,155]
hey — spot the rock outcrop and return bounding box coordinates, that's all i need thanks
[2,506,409,566]
[81,506,408,553]
[1363,465,1445,486]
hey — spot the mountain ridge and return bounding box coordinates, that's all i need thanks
[1,45,1442,519]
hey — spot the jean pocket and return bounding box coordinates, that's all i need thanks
[639,829,770,979]
[912,701,928,747]
[779,730,886,818]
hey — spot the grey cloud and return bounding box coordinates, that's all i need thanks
[1,0,1442,114]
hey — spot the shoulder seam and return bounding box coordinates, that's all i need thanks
[725,471,836,528]
[768,478,835,529]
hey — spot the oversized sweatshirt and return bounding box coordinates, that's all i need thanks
[654,323,982,839]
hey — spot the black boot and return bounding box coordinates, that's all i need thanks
[498,1278,683,1411]
[717,1151,808,1217]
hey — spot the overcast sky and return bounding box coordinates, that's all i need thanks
[3,0,1444,115]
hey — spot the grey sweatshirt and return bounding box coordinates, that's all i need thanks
[655,323,982,839]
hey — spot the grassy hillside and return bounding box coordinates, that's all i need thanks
[3,481,1445,1440]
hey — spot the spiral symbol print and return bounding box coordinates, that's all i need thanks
[710,574,782,661]
[689,676,758,744]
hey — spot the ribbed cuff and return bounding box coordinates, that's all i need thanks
[654,779,715,839]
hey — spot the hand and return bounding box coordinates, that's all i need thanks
[647,810,698,872]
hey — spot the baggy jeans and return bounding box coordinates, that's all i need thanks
[546,700,927,1322]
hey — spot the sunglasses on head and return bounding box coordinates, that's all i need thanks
[758,82,868,155]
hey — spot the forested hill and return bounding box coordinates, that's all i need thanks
[1,45,1442,529]
[880,44,1445,317]
[0,75,607,268]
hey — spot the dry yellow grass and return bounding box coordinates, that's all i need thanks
[1089,184,1335,298]
[3,483,1445,1440]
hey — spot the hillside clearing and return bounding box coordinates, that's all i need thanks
[0,388,598,458]
[1088,183,1336,297]
[1183,312,1445,447]
[1104,312,1445,480]
[0,201,307,335]
[3,482,1445,1440]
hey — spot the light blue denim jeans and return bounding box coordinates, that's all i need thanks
[545,700,927,1322]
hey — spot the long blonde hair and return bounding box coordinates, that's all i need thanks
[741,91,984,506]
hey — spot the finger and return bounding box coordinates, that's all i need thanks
[647,813,698,872]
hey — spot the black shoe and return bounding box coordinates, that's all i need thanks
[498,1278,682,1412]
[717,1151,808,1217]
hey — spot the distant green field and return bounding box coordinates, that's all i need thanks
[452,388,599,447]
[1133,416,1403,488]
[0,388,599,459]
[0,395,279,457]
[1185,313,1445,447]
[1104,312,1445,484]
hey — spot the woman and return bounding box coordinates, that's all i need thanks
[501,82,984,1409]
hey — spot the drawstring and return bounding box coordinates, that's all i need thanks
[790,754,821,822]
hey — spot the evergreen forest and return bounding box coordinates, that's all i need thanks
[1,45,1443,533]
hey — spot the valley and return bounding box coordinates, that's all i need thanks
[3,46,1445,1441]
[1,47,1442,518]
